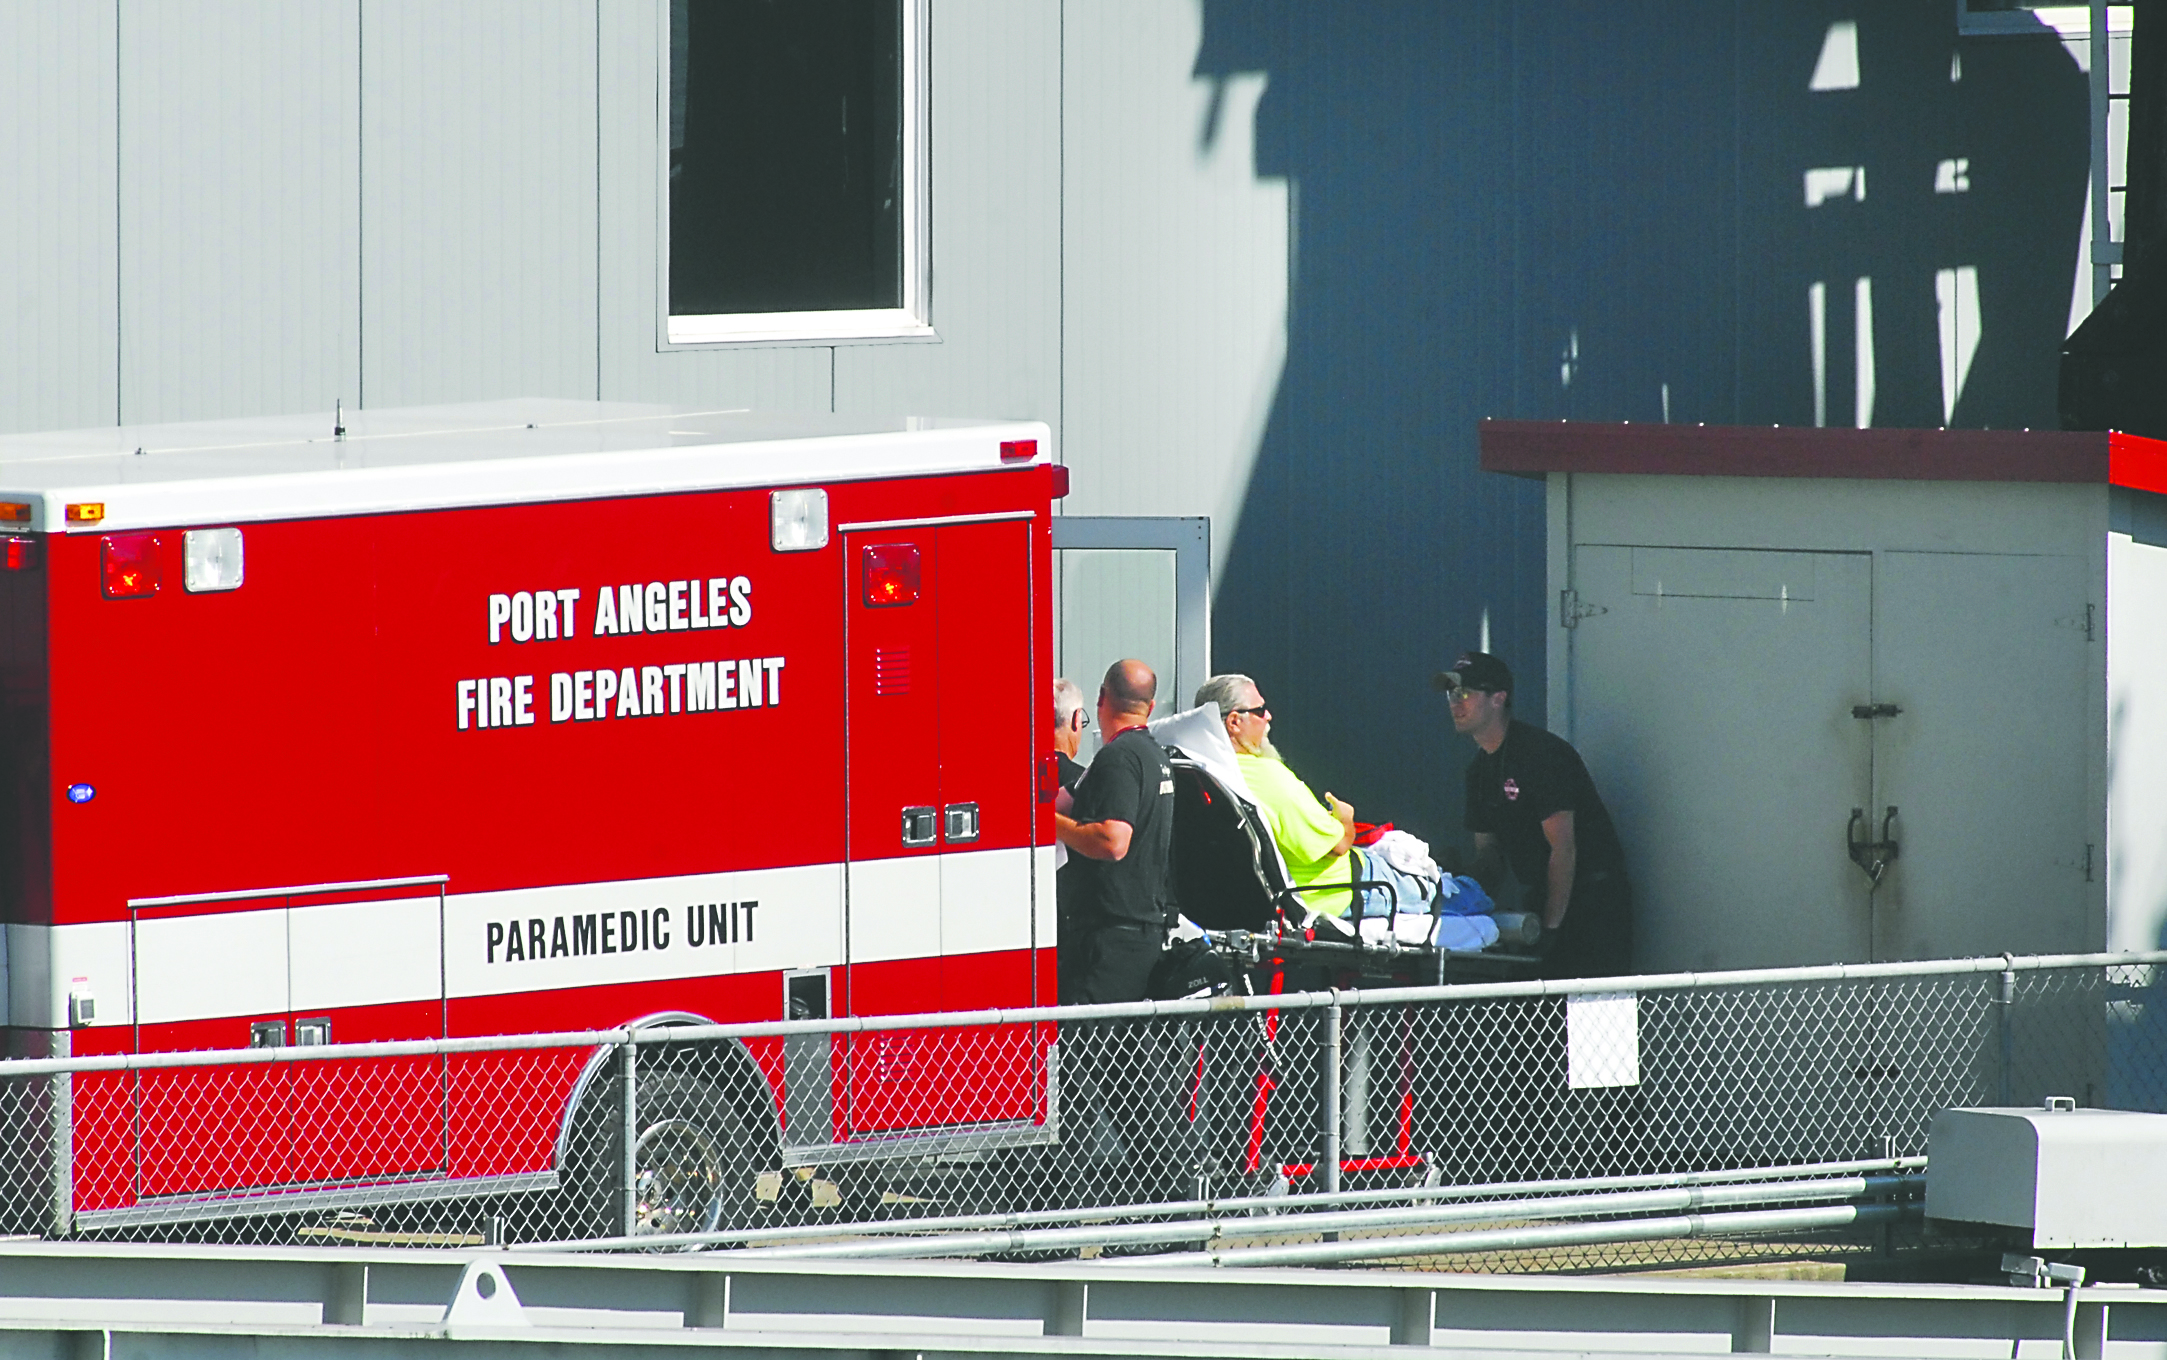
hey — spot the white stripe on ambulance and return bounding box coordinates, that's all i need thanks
[14,846,1051,1029]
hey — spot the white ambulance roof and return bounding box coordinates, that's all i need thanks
[0,400,1050,533]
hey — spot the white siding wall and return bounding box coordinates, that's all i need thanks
[117,0,361,425]
[360,0,599,407]
[2109,531,2167,954]
[0,1,118,433]
[1059,0,1287,585]
[0,0,1265,501]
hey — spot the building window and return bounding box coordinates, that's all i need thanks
[667,0,929,345]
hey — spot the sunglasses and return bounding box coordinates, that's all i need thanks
[1231,704,1270,717]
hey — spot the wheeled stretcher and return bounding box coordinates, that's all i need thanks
[1145,705,1541,1191]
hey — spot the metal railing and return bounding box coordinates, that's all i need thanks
[0,949,2158,1271]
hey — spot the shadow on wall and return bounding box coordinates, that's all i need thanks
[1193,1,2085,849]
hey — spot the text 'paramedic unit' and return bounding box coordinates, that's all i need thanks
[0,399,1060,1229]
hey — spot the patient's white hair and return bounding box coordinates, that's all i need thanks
[1194,673,1257,718]
[1197,673,1279,759]
[1052,677,1086,728]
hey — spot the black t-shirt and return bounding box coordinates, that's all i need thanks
[1066,726,1176,928]
[1054,752,1089,927]
[1464,720,1626,916]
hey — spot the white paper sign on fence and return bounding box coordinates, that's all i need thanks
[1566,990,1641,1089]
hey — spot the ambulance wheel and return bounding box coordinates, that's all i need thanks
[564,1069,768,1243]
[627,1073,765,1240]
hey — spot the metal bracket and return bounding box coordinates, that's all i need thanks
[1560,589,1608,629]
[1850,703,1903,720]
[1847,806,1900,886]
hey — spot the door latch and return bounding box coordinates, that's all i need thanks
[1847,806,1900,886]
[1559,589,1608,629]
[1850,703,1903,720]
[944,802,980,844]
[249,1020,286,1049]
[900,806,938,847]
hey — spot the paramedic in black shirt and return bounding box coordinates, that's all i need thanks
[1054,659,1176,1004]
[1441,651,1632,980]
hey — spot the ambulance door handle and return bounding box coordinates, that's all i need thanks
[944,802,980,845]
[901,806,938,847]
[249,1020,286,1049]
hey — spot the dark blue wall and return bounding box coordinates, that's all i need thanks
[1193,1,2086,851]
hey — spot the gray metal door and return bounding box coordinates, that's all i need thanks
[1050,516,1209,747]
[1569,546,1875,970]
[1870,552,2093,961]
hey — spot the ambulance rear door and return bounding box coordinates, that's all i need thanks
[839,514,1041,1139]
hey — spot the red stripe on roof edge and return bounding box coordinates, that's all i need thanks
[1477,420,2167,487]
[2110,432,2167,496]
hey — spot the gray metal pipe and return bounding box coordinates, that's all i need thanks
[712,1174,1916,1263]
[1198,1201,1912,1269]
[517,1155,1928,1253]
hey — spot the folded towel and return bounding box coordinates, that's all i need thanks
[1369,829,1442,884]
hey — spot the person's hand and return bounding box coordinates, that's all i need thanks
[1325,793,1354,828]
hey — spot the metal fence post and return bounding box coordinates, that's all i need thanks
[1322,996,1342,1199]
[1997,961,2016,1108]
[48,1030,71,1240]
[619,1038,639,1234]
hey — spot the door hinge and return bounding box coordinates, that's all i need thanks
[1560,589,1608,629]
[1851,702,1903,720]
[2085,842,2095,883]
[2054,604,2096,642]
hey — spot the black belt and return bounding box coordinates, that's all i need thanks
[1092,920,1165,934]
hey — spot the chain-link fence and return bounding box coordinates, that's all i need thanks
[0,951,2158,1271]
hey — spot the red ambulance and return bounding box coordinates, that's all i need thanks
[0,400,1059,1233]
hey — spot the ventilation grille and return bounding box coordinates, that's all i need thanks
[874,646,911,696]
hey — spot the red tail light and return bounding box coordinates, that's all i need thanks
[1050,465,1071,498]
[999,439,1037,462]
[861,544,920,607]
[2,538,38,571]
[101,533,160,599]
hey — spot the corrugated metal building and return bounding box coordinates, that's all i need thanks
[0,1,2101,903]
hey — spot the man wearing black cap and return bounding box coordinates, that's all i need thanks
[1439,652,1632,979]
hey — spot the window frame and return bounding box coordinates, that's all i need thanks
[658,0,933,348]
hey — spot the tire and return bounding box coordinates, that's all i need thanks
[626,1073,757,1237]
[561,1065,770,1243]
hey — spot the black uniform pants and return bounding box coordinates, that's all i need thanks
[1540,874,1634,981]
[1060,919,1164,1005]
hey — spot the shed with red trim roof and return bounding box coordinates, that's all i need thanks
[1478,421,2167,987]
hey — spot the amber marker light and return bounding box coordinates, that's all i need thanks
[66,503,105,525]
